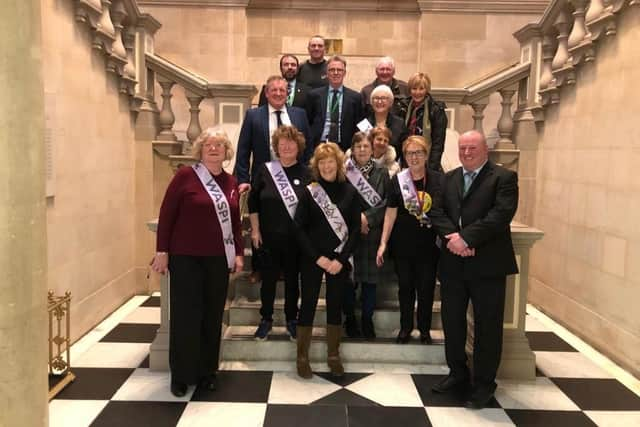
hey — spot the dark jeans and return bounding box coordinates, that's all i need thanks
[440,275,506,388]
[343,281,376,319]
[394,253,437,334]
[258,240,300,322]
[169,255,229,385]
[298,258,349,326]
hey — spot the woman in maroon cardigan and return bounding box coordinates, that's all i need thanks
[150,127,244,397]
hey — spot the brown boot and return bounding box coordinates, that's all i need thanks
[326,324,344,377]
[296,326,313,379]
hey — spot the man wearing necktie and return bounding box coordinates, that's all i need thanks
[307,55,363,152]
[258,54,310,109]
[235,75,311,194]
[430,130,519,410]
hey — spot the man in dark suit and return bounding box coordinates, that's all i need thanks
[235,75,311,194]
[258,54,310,109]
[430,130,519,409]
[306,55,363,152]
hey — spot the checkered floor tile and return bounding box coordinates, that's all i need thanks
[49,296,640,426]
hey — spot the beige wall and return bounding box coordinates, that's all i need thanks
[528,8,640,377]
[141,4,536,135]
[42,0,141,342]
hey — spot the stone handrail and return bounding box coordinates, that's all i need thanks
[515,0,639,112]
[146,52,257,160]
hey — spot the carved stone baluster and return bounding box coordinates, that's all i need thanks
[551,10,570,71]
[107,0,127,74]
[539,34,555,90]
[157,78,177,141]
[75,0,102,26]
[586,0,605,22]
[496,88,516,148]
[470,100,489,134]
[186,92,204,154]
[120,29,137,95]
[568,0,588,48]
[92,0,115,52]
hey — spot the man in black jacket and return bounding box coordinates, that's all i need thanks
[430,130,519,410]
[360,56,408,117]
[258,54,310,109]
[306,55,363,152]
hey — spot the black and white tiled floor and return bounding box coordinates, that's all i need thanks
[50,295,640,426]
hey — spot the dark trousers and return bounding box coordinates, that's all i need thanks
[258,240,300,322]
[298,258,348,326]
[394,254,437,334]
[168,255,229,385]
[343,281,376,319]
[440,275,506,388]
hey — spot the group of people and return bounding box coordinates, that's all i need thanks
[150,34,519,411]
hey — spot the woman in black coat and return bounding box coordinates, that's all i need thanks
[366,84,409,165]
[343,132,389,340]
[294,142,361,379]
[376,135,443,344]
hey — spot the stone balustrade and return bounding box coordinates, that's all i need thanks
[145,53,257,164]
[515,0,638,110]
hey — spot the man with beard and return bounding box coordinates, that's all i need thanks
[259,54,310,109]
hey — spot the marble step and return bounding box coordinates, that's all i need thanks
[221,326,446,364]
[229,297,443,332]
[233,272,441,303]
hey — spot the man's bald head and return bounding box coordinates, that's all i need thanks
[458,130,489,171]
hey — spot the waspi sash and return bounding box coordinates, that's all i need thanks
[345,158,382,208]
[192,163,236,269]
[307,182,348,252]
[397,169,432,227]
[265,161,298,219]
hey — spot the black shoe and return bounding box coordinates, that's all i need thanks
[395,329,411,344]
[361,317,376,341]
[432,375,469,394]
[344,315,361,338]
[420,332,433,344]
[200,373,218,391]
[464,386,496,410]
[170,381,187,397]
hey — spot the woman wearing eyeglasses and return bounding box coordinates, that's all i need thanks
[376,135,443,345]
[366,85,409,164]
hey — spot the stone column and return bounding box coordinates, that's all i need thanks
[0,1,48,426]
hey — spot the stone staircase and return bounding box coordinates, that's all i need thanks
[220,266,447,365]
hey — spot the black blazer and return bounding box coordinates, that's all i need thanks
[234,105,311,185]
[306,86,363,152]
[430,161,519,280]
[258,80,310,109]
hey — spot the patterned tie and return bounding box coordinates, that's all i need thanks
[275,110,283,128]
[463,171,477,195]
[286,82,294,107]
[328,89,339,143]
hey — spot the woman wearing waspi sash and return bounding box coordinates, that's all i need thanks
[294,142,361,378]
[343,132,389,340]
[248,125,310,341]
[151,127,244,397]
[376,135,443,344]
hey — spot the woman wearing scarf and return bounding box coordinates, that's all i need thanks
[369,126,401,177]
[343,132,389,340]
[151,127,244,397]
[248,125,311,341]
[376,136,443,344]
[403,72,448,172]
[294,142,361,379]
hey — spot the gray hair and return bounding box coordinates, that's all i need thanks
[376,56,395,70]
[370,84,394,104]
[192,126,234,161]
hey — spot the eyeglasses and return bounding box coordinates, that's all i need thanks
[372,96,391,103]
[203,143,225,150]
[327,68,345,74]
[405,150,426,158]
